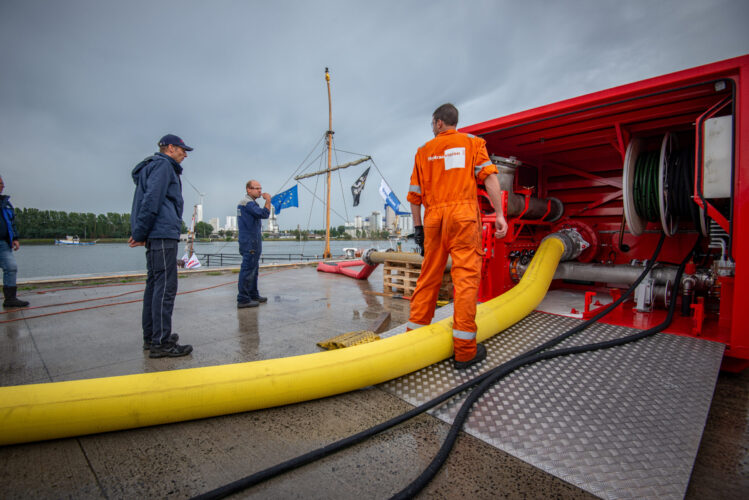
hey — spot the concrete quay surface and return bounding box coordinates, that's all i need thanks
[1,264,746,499]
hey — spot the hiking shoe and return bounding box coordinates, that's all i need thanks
[454,343,487,370]
[252,296,268,303]
[149,342,193,358]
[237,300,259,308]
[143,333,179,350]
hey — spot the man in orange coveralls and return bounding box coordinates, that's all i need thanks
[406,103,508,370]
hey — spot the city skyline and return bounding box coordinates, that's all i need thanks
[196,203,412,234]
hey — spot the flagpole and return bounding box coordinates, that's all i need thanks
[324,67,333,259]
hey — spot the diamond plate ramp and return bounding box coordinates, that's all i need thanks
[380,312,724,499]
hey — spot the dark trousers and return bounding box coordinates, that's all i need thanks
[237,250,260,303]
[142,238,178,345]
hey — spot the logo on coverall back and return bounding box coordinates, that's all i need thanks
[429,147,465,170]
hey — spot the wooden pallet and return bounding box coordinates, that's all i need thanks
[383,260,452,300]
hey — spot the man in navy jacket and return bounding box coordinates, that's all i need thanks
[129,134,193,358]
[237,180,271,307]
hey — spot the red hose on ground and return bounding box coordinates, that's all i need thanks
[316,260,379,279]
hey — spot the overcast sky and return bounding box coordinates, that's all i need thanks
[1,0,747,231]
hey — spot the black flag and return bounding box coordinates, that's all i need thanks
[351,167,370,207]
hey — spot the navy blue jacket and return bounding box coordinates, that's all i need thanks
[0,195,19,242]
[237,194,269,254]
[130,153,184,242]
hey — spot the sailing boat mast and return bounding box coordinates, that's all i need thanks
[324,67,333,258]
[292,68,371,258]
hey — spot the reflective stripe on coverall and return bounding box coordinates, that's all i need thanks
[406,130,498,362]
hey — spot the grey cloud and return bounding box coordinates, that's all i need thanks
[1,0,747,230]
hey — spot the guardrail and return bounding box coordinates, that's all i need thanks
[197,253,337,267]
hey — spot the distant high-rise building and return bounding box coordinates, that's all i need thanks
[354,216,363,230]
[225,215,237,231]
[268,206,279,234]
[344,221,356,238]
[385,206,397,233]
[196,204,203,223]
[369,211,381,233]
[398,213,413,234]
[209,217,220,233]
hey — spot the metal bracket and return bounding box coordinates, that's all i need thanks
[634,276,655,312]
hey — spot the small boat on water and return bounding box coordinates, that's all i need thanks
[54,235,96,246]
[341,247,362,259]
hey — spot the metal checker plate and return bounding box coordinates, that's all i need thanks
[380,311,725,499]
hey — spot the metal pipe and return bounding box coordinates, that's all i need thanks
[362,249,452,271]
[516,260,681,285]
[681,275,695,316]
[491,156,564,221]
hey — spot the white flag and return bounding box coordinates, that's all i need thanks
[379,179,407,214]
[185,254,201,269]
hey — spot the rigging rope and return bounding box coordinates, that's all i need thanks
[331,137,350,223]
[274,132,327,195]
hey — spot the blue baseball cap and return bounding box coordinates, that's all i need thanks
[158,134,193,151]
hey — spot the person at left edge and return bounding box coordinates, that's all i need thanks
[236,180,271,308]
[129,134,194,358]
[0,175,29,308]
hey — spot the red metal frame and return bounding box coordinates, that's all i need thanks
[465,55,749,371]
[693,96,733,233]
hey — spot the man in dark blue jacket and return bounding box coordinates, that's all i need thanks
[237,180,271,308]
[0,176,29,308]
[129,134,193,358]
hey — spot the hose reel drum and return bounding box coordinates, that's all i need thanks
[623,134,707,237]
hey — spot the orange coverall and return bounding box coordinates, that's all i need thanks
[406,129,498,362]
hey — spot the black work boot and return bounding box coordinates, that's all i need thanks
[237,300,259,308]
[143,333,179,350]
[149,341,193,358]
[454,343,487,370]
[3,286,29,308]
[252,296,268,303]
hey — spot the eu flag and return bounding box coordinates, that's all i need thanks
[271,185,299,214]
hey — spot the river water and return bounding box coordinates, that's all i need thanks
[15,240,392,280]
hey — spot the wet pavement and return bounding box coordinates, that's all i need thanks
[0,264,746,499]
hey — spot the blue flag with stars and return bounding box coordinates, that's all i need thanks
[271,185,299,214]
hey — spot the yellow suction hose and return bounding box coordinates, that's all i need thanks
[0,237,565,445]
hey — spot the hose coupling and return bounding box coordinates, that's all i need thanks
[362,247,378,266]
[544,228,590,261]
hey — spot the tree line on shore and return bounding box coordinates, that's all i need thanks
[16,208,133,239]
[16,208,219,240]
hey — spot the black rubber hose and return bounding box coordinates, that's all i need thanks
[391,235,694,499]
[634,150,660,222]
[192,233,668,500]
